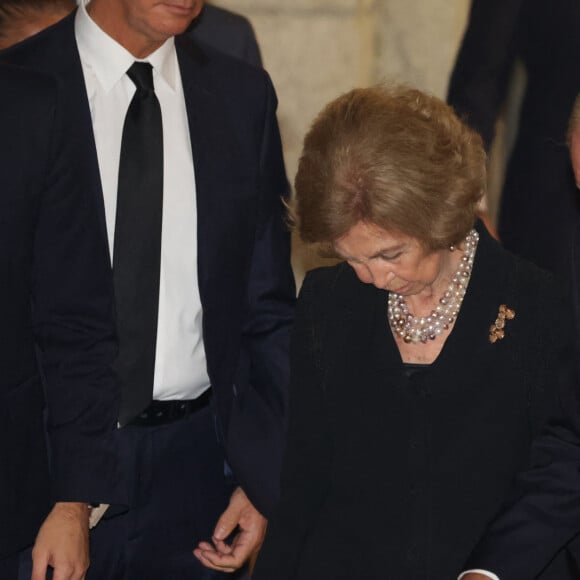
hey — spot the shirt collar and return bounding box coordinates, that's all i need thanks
[75,1,178,93]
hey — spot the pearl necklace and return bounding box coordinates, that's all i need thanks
[387,229,479,344]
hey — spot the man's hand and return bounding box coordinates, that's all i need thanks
[31,502,90,580]
[193,487,267,573]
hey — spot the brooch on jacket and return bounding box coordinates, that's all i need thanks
[489,304,515,343]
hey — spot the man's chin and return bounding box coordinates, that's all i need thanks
[154,14,198,38]
[159,2,202,24]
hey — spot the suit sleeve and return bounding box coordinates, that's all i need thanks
[463,285,580,579]
[31,81,121,504]
[253,270,334,580]
[225,74,296,517]
[447,0,526,148]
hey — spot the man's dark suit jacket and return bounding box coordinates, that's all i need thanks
[2,11,295,518]
[447,0,580,280]
[188,3,262,67]
[0,64,119,557]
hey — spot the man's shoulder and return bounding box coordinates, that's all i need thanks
[187,4,261,66]
[0,63,56,117]
[191,4,255,41]
[176,32,266,83]
[176,33,274,110]
[0,11,76,71]
[0,62,54,92]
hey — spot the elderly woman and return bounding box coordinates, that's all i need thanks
[252,85,577,580]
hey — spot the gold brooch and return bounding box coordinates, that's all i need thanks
[489,304,515,343]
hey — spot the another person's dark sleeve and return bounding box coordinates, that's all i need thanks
[32,80,121,504]
[253,269,334,580]
[224,73,295,517]
[447,0,526,148]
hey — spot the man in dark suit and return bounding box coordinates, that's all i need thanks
[447,0,580,282]
[187,3,262,67]
[0,63,119,579]
[3,0,295,578]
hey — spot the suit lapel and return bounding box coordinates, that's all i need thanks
[51,13,110,257]
[175,37,256,373]
[176,38,220,304]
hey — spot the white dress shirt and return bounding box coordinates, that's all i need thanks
[75,3,211,400]
[458,570,499,580]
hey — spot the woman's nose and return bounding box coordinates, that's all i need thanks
[351,262,392,289]
[368,263,393,289]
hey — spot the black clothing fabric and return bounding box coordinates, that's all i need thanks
[447,0,580,279]
[0,552,18,580]
[187,4,262,68]
[254,225,577,580]
[88,407,232,580]
[403,363,431,378]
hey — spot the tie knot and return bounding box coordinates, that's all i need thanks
[127,62,154,92]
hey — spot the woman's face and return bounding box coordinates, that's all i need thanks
[333,221,447,296]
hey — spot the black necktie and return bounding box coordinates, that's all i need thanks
[114,62,163,426]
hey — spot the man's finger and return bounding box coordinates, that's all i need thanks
[213,506,242,541]
[52,561,76,580]
[193,548,236,572]
[31,553,49,580]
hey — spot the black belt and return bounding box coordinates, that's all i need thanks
[129,389,211,427]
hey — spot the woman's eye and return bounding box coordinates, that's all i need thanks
[380,253,401,261]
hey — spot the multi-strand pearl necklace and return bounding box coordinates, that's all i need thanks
[387,229,479,344]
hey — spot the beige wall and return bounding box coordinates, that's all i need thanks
[212,0,472,284]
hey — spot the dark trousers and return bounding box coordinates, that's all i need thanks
[88,405,233,580]
[0,552,19,580]
[0,547,54,580]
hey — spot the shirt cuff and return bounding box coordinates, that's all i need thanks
[458,570,500,580]
[88,504,109,529]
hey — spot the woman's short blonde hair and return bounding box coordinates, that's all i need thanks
[293,84,487,252]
